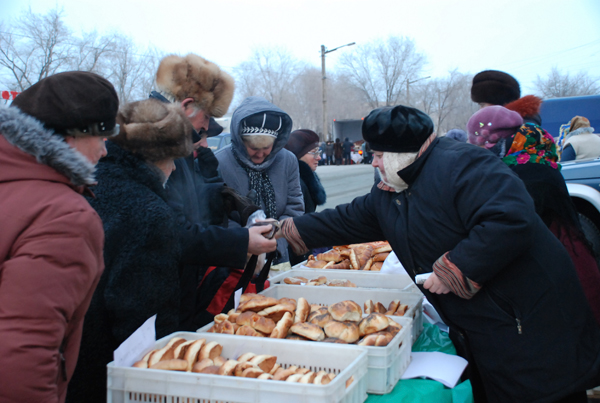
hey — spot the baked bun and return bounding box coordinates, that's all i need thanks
[236,352,256,362]
[326,279,356,287]
[299,372,317,383]
[218,359,239,376]
[308,312,332,328]
[386,300,400,315]
[199,365,221,374]
[358,313,390,337]
[386,320,403,336]
[173,339,195,360]
[214,313,229,323]
[251,315,276,334]
[322,337,348,344]
[234,361,256,377]
[372,252,389,262]
[239,293,259,305]
[328,300,362,322]
[236,324,265,337]
[285,373,304,383]
[357,331,394,346]
[284,276,307,285]
[316,250,342,262]
[199,341,223,360]
[395,304,409,316]
[314,371,332,385]
[257,301,296,322]
[249,355,277,373]
[326,259,351,270]
[364,300,375,314]
[149,358,188,371]
[349,245,373,270]
[242,367,264,378]
[273,368,296,381]
[239,296,278,312]
[290,322,325,341]
[228,311,241,323]
[363,258,374,271]
[270,311,294,338]
[183,339,206,371]
[307,307,328,322]
[323,321,360,343]
[294,297,310,324]
[236,311,259,327]
[286,334,310,341]
[375,302,387,314]
[258,373,274,380]
[370,261,383,271]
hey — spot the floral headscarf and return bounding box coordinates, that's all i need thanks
[502,123,561,170]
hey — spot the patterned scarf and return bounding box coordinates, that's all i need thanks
[502,123,561,170]
[232,148,277,218]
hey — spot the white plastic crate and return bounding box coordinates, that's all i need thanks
[107,332,368,403]
[197,316,412,395]
[269,268,418,292]
[259,285,424,343]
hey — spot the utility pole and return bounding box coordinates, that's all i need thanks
[321,42,355,142]
[406,76,431,106]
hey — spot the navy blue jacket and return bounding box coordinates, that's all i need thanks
[293,137,600,402]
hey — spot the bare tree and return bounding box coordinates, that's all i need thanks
[535,67,600,98]
[338,36,426,109]
[0,8,72,91]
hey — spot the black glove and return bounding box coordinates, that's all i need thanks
[221,186,260,227]
[195,147,220,179]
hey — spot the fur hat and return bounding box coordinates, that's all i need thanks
[285,129,320,159]
[444,129,467,142]
[155,54,234,118]
[467,106,523,148]
[570,116,591,132]
[362,105,434,153]
[11,71,119,136]
[110,98,193,162]
[471,70,521,106]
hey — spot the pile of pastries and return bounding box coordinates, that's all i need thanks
[131,336,352,386]
[205,294,406,347]
[303,241,391,271]
[283,275,356,287]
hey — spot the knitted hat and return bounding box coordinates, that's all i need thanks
[155,54,234,118]
[471,70,521,106]
[570,116,591,132]
[11,71,119,136]
[110,98,193,162]
[362,105,434,152]
[444,129,467,142]
[285,129,320,159]
[467,106,523,148]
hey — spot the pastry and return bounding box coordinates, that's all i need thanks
[294,297,310,324]
[328,300,362,322]
[358,313,390,337]
[290,322,325,341]
[270,311,294,338]
[323,321,360,343]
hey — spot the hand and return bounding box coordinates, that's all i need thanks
[423,273,451,294]
[247,225,278,255]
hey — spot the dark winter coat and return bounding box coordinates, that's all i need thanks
[0,107,104,403]
[292,137,600,402]
[67,141,181,403]
[298,160,326,214]
[343,139,353,154]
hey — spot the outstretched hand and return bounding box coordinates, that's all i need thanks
[247,225,277,255]
[423,273,451,294]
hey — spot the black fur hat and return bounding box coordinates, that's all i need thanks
[111,99,193,162]
[362,105,434,153]
[471,70,520,106]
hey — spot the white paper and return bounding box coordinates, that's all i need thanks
[401,352,467,388]
[380,251,408,275]
[234,288,243,310]
[113,315,156,367]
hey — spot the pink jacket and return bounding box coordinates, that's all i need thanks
[0,107,104,403]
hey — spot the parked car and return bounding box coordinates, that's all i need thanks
[207,132,231,152]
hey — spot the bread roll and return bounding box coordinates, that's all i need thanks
[132,360,148,368]
[358,313,390,337]
[295,367,310,375]
[173,339,195,360]
[257,301,296,322]
[362,258,373,271]
[239,296,278,312]
[284,276,308,285]
[307,307,328,322]
[270,311,293,339]
[299,372,317,383]
[273,368,296,381]
[375,302,387,314]
[323,321,360,343]
[213,356,226,367]
[364,300,375,315]
[357,331,394,346]
[249,355,277,373]
[242,367,264,378]
[395,304,409,316]
[308,312,332,328]
[183,338,206,371]
[191,358,214,373]
[237,352,256,362]
[199,365,221,375]
[228,311,241,323]
[285,373,304,383]
[372,252,390,262]
[234,361,256,377]
[236,325,265,337]
[386,320,403,336]
[278,298,297,309]
[214,313,229,324]
[322,337,348,344]
[346,375,355,388]
[313,372,332,385]
[305,259,329,269]
[149,358,188,371]
[286,334,310,341]
[251,315,276,334]
[370,261,383,271]
[328,300,362,322]
[199,341,223,360]
[349,245,373,270]
[239,293,259,305]
[290,322,325,341]
[269,363,281,375]
[327,259,351,270]
[316,250,342,262]
[326,279,356,287]
[217,359,239,376]
[386,300,400,316]
[258,373,274,380]
[294,297,310,324]
[236,311,259,327]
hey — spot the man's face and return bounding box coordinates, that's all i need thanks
[65,136,107,166]
[181,99,210,132]
[194,132,208,150]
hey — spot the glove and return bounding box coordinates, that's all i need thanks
[221,186,260,227]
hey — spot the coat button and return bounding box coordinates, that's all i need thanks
[395,199,401,205]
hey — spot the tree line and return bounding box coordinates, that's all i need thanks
[2,8,599,137]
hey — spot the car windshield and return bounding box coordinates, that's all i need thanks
[207,137,221,151]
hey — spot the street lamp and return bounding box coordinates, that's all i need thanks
[321,42,355,142]
[405,76,431,106]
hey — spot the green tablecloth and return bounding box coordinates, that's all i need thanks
[365,323,474,403]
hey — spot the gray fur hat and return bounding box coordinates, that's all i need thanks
[110,99,193,162]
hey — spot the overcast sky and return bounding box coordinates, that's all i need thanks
[3,0,600,93]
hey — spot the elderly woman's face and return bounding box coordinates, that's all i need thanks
[300,147,321,172]
[245,143,273,164]
[371,151,386,180]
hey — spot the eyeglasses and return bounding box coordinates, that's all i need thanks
[306,149,322,159]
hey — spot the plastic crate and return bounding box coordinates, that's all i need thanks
[197,316,412,395]
[269,269,418,292]
[107,332,368,403]
[259,285,424,343]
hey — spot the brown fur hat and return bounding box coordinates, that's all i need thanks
[111,98,193,162]
[471,70,520,106]
[155,54,235,118]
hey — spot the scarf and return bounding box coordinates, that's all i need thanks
[502,123,560,170]
[232,147,277,218]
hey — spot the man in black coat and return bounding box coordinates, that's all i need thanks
[277,105,600,402]
[342,137,353,165]
[151,53,277,330]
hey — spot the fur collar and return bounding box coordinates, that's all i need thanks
[0,106,96,186]
[566,126,595,140]
[298,160,326,206]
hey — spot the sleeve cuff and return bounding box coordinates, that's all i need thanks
[433,252,481,299]
[281,218,309,255]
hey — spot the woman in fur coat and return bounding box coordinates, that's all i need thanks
[285,129,328,265]
[67,99,194,403]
